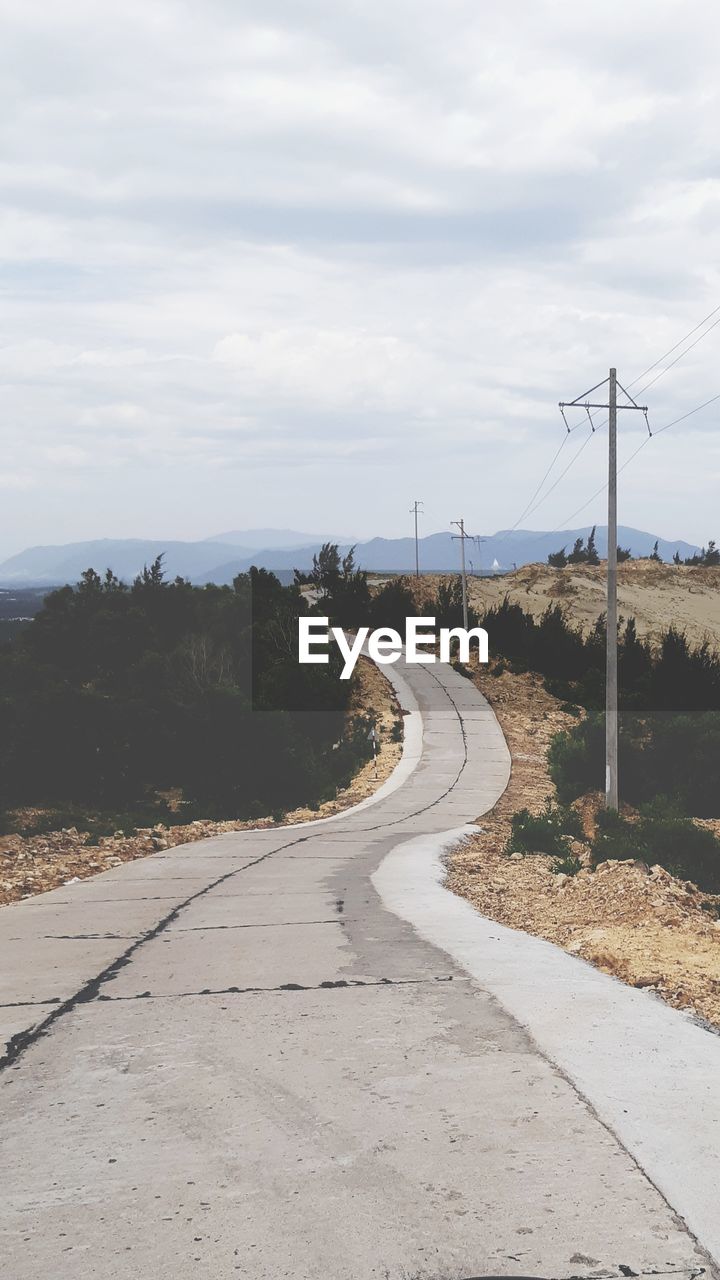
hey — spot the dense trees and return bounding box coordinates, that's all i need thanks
[0,559,373,824]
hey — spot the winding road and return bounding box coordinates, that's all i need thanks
[1,655,717,1279]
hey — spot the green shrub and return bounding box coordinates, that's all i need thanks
[590,801,720,892]
[548,716,604,803]
[550,854,584,876]
[506,798,584,856]
[549,711,720,816]
[390,717,404,743]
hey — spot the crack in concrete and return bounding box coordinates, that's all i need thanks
[0,998,61,1009]
[94,974,458,1001]
[0,673,473,1075]
[0,833,313,1072]
[167,918,346,932]
[454,1270,705,1280]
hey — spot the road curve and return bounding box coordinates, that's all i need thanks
[0,656,712,1279]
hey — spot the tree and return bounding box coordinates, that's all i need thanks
[586,526,600,566]
[649,540,662,563]
[547,547,567,568]
[673,551,682,565]
[310,543,343,593]
[134,554,167,590]
[617,546,632,563]
[682,541,719,567]
[567,537,587,565]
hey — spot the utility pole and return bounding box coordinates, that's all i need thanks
[607,369,618,810]
[559,371,650,810]
[410,500,423,578]
[451,519,478,630]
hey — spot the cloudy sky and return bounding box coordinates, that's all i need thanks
[2,0,720,558]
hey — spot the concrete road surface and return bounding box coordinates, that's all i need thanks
[0,656,715,1279]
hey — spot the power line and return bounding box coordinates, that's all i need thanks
[519,423,599,524]
[544,390,720,534]
[504,301,720,536]
[651,390,720,436]
[633,313,720,397]
[627,302,720,389]
[545,436,651,536]
[504,432,571,534]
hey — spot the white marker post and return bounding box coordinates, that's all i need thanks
[368,724,377,778]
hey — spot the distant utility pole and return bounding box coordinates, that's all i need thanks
[410,500,423,578]
[559,370,651,810]
[451,519,478,630]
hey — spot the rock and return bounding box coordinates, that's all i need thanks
[618,858,650,874]
[151,836,168,850]
[555,873,569,887]
[650,865,670,881]
[510,852,523,861]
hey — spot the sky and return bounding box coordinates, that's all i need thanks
[2,0,720,559]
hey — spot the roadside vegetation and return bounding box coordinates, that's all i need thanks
[0,556,377,836]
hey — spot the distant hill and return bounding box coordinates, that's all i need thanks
[0,526,703,586]
[0,539,247,586]
[193,527,702,583]
[203,528,351,549]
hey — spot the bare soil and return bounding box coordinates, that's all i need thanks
[417,560,720,648]
[0,656,402,907]
[446,660,720,1029]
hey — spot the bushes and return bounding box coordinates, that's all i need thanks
[550,854,583,876]
[505,798,583,856]
[368,578,418,632]
[0,561,373,824]
[549,711,720,816]
[478,598,720,715]
[548,717,604,804]
[590,802,720,893]
[504,796,720,891]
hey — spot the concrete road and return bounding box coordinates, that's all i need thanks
[0,658,713,1279]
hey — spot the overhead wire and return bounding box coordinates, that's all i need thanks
[536,390,720,544]
[626,302,720,390]
[502,301,720,540]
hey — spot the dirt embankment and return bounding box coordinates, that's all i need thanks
[446,661,720,1028]
[0,655,402,907]
[415,560,720,648]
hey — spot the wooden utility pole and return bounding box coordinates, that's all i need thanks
[606,369,619,809]
[410,500,423,578]
[451,519,476,630]
[559,372,650,810]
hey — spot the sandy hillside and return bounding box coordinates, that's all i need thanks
[416,561,720,648]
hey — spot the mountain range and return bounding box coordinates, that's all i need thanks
[0,527,702,587]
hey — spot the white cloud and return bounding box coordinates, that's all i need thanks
[1,0,720,556]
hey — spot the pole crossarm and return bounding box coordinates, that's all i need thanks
[558,400,648,412]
